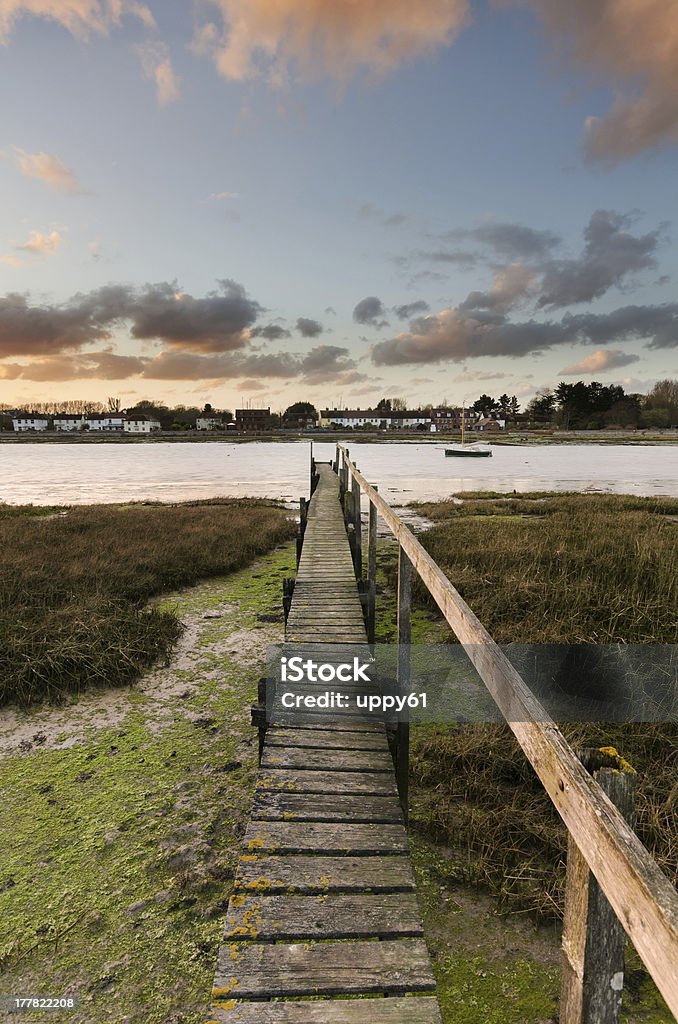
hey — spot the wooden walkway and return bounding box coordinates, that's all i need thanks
[207,464,441,1022]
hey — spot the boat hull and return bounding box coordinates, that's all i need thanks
[445,448,492,457]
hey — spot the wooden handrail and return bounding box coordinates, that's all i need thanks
[336,443,678,1019]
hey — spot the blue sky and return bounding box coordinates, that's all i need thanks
[1,0,677,413]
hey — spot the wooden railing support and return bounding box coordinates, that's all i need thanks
[352,470,362,578]
[396,545,412,823]
[367,488,378,644]
[561,748,637,1024]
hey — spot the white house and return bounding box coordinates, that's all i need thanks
[319,409,432,430]
[12,414,50,432]
[124,416,161,433]
[86,415,125,431]
[53,415,85,431]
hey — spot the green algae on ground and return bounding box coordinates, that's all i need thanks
[0,542,296,1024]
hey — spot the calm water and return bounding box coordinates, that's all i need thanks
[1,440,677,505]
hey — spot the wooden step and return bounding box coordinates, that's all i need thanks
[234,854,415,894]
[212,938,437,999]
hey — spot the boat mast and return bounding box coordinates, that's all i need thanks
[461,404,465,446]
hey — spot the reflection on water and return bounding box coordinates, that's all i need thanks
[1,439,676,505]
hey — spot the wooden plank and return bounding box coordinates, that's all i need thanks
[235,854,415,894]
[265,728,387,750]
[223,893,423,940]
[256,769,397,795]
[261,747,393,772]
[242,821,409,854]
[252,792,403,823]
[268,711,382,729]
[207,997,442,1024]
[339,445,678,1016]
[266,713,381,732]
[212,938,437,999]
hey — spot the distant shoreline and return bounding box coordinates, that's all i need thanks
[0,429,677,445]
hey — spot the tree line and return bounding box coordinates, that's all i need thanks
[525,379,677,429]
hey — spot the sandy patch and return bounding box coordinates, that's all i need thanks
[0,586,283,756]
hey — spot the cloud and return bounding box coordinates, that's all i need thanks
[452,370,510,381]
[136,42,180,106]
[0,292,112,356]
[194,0,471,83]
[353,295,388,327]
[13,148,81,194]
[127,279,263,351]
[0,350,147,381]
[0,0,154,42]
[300,344,356,382]
[514,0,678,162]
[537,210,662,308]
[372,309,567,365]
[371,301,678,366]
[16,229,63,255]
[413,249,479,269]
[442,221,561,260]
[394,300,430,320]
[250,323,291,340]
[563,304,678,350]
[209,191,240,200]
[0,278,262,357]
[296,316,323,337]
[459,263,536,314]
[559,349,641,375]
[358,202,408,227]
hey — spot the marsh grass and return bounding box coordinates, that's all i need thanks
[414,493,678,644]
[0,499,295,706]
[403,493,678,916]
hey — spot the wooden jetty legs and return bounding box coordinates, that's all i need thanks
[207,464,441,1022]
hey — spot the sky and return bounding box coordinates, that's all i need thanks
[1,0,677,414]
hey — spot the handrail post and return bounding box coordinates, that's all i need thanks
[367,488,378,644]
[352,468,362,578]
[561,748,637,1024]
[396,545,412,823]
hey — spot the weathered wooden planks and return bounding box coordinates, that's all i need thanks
[261,747,393,772]
[234,854,415,894]
[252,792,403,823]
[242,820,409,855]
[265,728,386,750]
[213,938,437,999]
[255,768,398,795]
[224,893,424,940]
[208,997,442,1023]
[207,462,440,1023]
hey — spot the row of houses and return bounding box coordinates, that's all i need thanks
[319,408,505,431]
[9,406,507,433]
[12,413,162,433]
[235,407,505,431]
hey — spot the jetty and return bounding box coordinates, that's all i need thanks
[208,445,678,1024]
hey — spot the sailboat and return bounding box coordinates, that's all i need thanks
[445,407,492,457]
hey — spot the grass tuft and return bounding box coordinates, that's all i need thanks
[0,499,296,706]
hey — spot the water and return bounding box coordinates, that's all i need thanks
[1,440,676,505]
